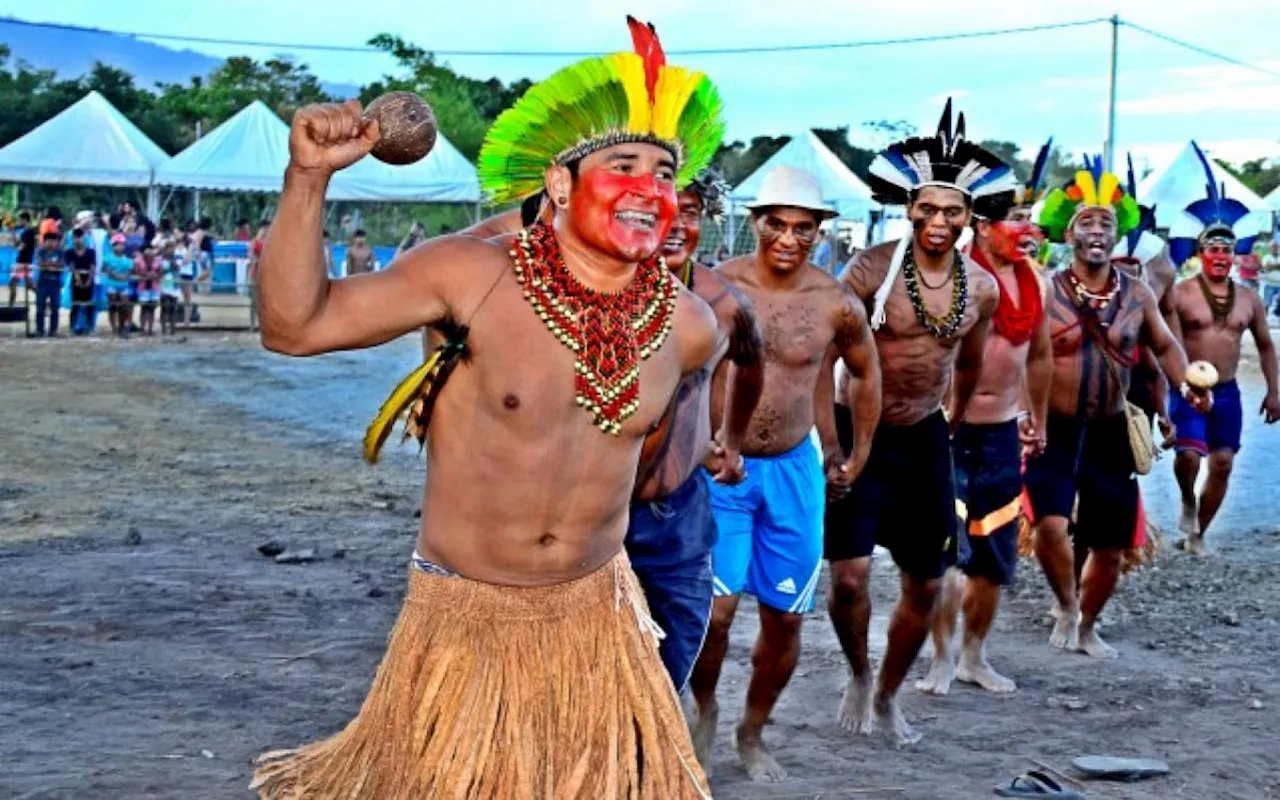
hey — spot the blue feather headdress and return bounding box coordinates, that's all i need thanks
[1013,137,1054,209]
[1167,141,1257,267]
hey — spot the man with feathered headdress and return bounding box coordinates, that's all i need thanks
[1027,158,1208,661]
[828,100,1004,745]
[251,17,725,798]
[915,165,1052,699]
[449,164,769,700]
[1165,142,1280,555]
[1112,153,1181,440]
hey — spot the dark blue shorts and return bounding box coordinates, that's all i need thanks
[825,407,958,581]
[1024,413,1139,551]
[1170,379,1242,456]
[626,472,717,692]
[952,420,1021,586]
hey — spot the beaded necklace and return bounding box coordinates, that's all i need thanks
[903,244,968,339]
[1196,273,1235,326]
[511,222,678,435]
[1064,268,1120,312]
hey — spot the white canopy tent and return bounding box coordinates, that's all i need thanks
[1137,141,1272,240]
[0,90,170,214]
[730,131,879,220]
[1265,184,1280,213]
[155,100,480,205]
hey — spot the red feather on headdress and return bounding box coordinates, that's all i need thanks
[626,15,665,104]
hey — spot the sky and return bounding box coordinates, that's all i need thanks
[8,0,1280,174]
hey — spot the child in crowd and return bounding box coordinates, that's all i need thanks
[160,241,183,335]
[102,234,134,336]
[66,228,97,336]
[134,245,164,336]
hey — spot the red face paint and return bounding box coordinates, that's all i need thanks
[568,168,677,262]
[990,220,1041,263]
[1200,241,1234,280]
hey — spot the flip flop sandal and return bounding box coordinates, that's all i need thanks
[1072,755,1170,782]
[994,770,1088,799]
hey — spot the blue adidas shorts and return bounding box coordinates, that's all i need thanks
[703,437,825,614]
[1170,379,1242,456]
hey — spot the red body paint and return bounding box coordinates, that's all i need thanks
[569,169,677,262]
[1200,242,1234,280]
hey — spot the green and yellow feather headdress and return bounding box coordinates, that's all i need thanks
[1037,154,1141,243]
[476,16,725,205]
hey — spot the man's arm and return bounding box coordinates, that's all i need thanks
[717,301,765,461]
[1150,247,1182,341]
[461,208,523,239]
[950,276,998,430]
[832,287,881,481]
[1249,290,1280,422]
[1141,284,1195,402]
[1025,297,1052,440]
[260,101,466,357]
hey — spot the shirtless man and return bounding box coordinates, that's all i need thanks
[832,105,1006,744]
[1167,178,1280,553]
[1027,167,1209,661]
[251,21,724,797]
[443,175,768,694]
[687,165,880,781]
[916,193,1051,697]
[343,228,375,275]
[1112,154,1180,437]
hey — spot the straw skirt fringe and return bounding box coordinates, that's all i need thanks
[251,552,711,799]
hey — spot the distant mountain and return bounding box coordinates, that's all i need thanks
[0,17,358,97]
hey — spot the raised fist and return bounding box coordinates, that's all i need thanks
[288,100,379,175]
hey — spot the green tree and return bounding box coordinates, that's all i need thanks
[1220,157,1280,200]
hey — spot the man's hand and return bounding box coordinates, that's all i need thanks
[824,449,856,502]
[704,440,746,485]
[1183,384,1214,414]
[289,100,379,176]
[1157,414,1176,449]
[1018,415,1046,459]
[1261,393,1280,424]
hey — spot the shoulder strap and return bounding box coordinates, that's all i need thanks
[1052,272,1130,387]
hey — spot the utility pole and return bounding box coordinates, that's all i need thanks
[194,120,203,221]
[1105,14,1120,173]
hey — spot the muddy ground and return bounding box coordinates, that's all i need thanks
[2,333,1279,800]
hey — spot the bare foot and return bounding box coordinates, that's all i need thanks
[915,656,954,696]
[1077,626,1118,659]
[1049,611,1079,651]
[690,699,718,772]
[1185,533,1211,557]
[837,673,874,734]
[873,694,923,747]
[956,652,1017,693]
[1179,502,1199,537]
[735,723,786,782]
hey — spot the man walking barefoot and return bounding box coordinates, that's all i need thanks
[1027,161,1209,661]
[916,190,1051,696]
[1166,147,1280,553]
[687,165,880,781]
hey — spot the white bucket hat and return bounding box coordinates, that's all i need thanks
[744,166,837,219]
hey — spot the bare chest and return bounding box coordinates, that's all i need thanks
[1047,293,1141,359]
[878,278,981,345]
[1179,294,1251,339]
[744,291,831,370]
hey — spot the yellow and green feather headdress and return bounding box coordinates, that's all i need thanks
[1037,155,1141,243]
[477,16,725,205]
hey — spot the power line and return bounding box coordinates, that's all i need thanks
[1119,20,1280,80]
[3,16,1107,57]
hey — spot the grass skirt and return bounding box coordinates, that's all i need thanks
[252,552,711,799]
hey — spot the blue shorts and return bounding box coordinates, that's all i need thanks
[625,473,717,692]
[953,420,1021,586]
[704,437,824,614]
[1170,379,1242,456]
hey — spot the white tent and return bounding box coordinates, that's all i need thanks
[1137,141,1272,239]
[331,135,479,204]
[0,90,169,188]
[156,100,480,204]
[1265,184,1280,213]
[730,131,880,220]
[154,101,293,193]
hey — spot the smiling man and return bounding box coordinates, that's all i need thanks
[687,165,880,782]
[1028,161,1209,660]
[831,102,1007,746]
[250,19,722,798]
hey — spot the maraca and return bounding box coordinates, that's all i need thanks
[364,92,437,166]
[1186,360,1219,391]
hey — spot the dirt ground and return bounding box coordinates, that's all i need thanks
[2,332,1279,800]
